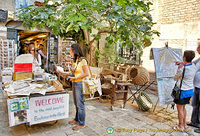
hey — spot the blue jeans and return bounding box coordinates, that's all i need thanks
[191,87,200,125]
[72,82,85,125]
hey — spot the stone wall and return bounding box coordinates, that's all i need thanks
[141,0,200,72]
[159,0,200,24]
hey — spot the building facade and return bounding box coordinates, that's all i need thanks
[142,0,200,71]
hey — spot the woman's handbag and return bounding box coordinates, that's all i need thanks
[82,61,100,95]
[171,66,185,100]
[171,83,181,100]
[82,77,99,95]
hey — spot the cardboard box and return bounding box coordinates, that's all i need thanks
[53,80,63,90]
[13,72,33,81]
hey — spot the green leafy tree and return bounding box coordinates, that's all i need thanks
[17,0,159,64]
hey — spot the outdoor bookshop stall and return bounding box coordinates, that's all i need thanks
[2,54,69,127]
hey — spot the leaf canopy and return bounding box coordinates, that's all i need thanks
[17,0,159,53]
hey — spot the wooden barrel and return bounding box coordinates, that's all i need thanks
[128,66,150,85]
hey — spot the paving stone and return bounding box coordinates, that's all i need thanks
[99,118,113,127]
[0,112,8,121]
[126,111,145,120]
[171,132,188,136]
[146,114,166,122]
[186,129,200,136]
[10,125,30,136]
[135,116,157,125]
[0,121,9,128]
[68,132,87,136]
[0,127,13,136]
[79,126,100,136]
[90,124,107,135]
[63,125,75,135]
[152,122,171,129]
[113,118,147,128]
[44,130,67,136]
[112,130,151,136]
[0,90,196,136]
[131,132,151,136]
[85,120,100,128]
[26,130,46,136]
[143,124,159,135]
[120,114,137,122]
[85,114,102,124]
[86,105,97,110]
[154,132,171,136]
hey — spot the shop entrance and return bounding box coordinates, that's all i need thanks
[18,30,48,55]
[6,21,59,72]
[17,30,49,69]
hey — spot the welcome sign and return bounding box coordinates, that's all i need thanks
[29,93,69,125]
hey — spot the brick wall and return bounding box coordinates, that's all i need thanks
[159,0,200,24]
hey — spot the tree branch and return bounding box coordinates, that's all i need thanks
[89,30,114,45]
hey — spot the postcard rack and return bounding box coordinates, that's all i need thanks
[0,40,15,71]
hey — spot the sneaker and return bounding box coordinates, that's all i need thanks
[187,123,200,128]
[72,125,85,130]
[194,128,200,133]
[69,120,77,125]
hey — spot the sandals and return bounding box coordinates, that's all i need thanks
[172,125,184,131]
[184,125,189,129]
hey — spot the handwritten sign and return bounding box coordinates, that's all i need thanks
[29,93,69,125]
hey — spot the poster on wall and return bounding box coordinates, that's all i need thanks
[152,47,182,105]
[7,97,29,127]
[29,93,69,125]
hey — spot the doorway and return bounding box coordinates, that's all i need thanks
[17,30,49,69]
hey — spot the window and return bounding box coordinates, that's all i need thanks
[118,43,141,65]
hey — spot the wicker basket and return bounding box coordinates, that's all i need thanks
[128,66,150,85]
[137,92,153,111]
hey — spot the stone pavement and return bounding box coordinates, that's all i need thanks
[0,88,199,136]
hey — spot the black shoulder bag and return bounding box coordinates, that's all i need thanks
[171,66,185,100]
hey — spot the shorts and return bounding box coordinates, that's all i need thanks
[174,97,191,105]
